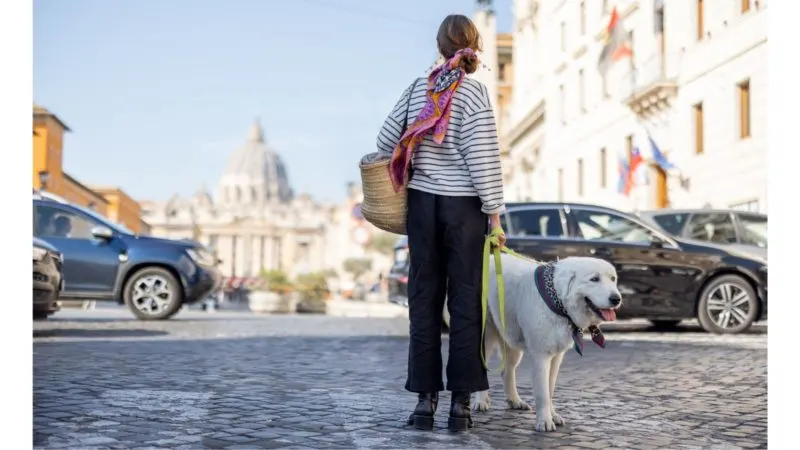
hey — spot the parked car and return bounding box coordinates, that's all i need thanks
[638,209,767,259]
[498,202,766,334]
[33,237,63,319]
[33,191,222,320]
[388,236,450,330]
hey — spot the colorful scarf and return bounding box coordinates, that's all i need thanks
[389,48,478,193]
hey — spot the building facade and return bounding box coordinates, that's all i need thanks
[140,121,391,283]
[504,0,768,213]
[33,105,150,232]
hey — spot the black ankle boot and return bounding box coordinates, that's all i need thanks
[406,392,439,430]
[448,391,474,432]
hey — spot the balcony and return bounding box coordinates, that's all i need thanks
[617,52,678,116]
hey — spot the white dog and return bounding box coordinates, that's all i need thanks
[474,255,622,432]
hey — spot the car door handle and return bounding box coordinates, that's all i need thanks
[590,248,612,257]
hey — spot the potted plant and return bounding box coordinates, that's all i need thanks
[249,269,296,314]
[294,271,331,314]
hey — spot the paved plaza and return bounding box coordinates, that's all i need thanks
[33,309,767,449]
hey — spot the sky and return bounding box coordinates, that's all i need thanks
[33,0,512,204]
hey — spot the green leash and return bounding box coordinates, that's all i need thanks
[480,228,536,372]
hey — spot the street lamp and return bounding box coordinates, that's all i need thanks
[38,170,50,192]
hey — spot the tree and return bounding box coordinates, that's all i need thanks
[342,257,373,282]
[367,231,401,256]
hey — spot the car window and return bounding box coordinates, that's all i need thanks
[652,213,690,236]
[507,209,564,237]
[572,209,655,244]
[35,205,98,240]
[738,213,767,247]
[687,213,738,244]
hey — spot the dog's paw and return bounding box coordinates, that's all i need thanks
[535,418,557,432]
[506,398,531,410]
[551,412,565,426]
[474,397,491,412]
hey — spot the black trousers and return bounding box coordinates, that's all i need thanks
[404,188,490,394]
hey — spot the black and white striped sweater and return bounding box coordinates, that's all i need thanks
[376,77,505,215]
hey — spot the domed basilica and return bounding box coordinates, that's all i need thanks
[140,121,380,282]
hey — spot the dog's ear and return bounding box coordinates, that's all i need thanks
[553,266,578,300]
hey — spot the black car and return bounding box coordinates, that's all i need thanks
[499,202,767,334]
[387,237,410,307]
[389,203,767,334]
[34,191,222,320]
[33,237,63,319]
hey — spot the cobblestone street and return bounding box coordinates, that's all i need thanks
[33,309,767,449]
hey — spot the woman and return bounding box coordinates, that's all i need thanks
[375,14,507,432]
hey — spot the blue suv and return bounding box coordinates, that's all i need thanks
[33,191,221,320]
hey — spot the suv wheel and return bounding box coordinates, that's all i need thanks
[124,267,183,320]
[697,274,758,334]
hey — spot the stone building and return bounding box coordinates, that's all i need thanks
[140,121,390,283]
[504,0,767,212]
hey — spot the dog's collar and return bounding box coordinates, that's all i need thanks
[534,263,606,356]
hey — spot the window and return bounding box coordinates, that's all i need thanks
[738,213,767,247]
[742,0,751,13]
[739,80,751,139]
[696,0,704,40]
[652,213,690,236]
[558,168,564,201]
[208,234,219,250]
[694,103,704,154]
[35,205,98,240]
[231,235,238,276]
[600,148,607,188]
[577,158,584,196]
[499,63,507,82]
[687,213,738,244]
[508,209,565,237]
[580,1,586,36]
[559,84,566,123]
[572,209,656,244]
[578,69,586,112]
[260,236,266,272]
[560,22,567,51]
[625,134,633,161]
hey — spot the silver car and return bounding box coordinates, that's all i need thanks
[638,209,767,260]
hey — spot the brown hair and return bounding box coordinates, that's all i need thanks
[436,14,483,74]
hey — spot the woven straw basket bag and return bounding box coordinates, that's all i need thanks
[359,157,407,235]
[359,79,420,236]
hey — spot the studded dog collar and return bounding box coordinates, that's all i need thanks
[534,262,606,356]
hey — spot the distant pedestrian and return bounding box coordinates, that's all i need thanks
[375,14,507,432]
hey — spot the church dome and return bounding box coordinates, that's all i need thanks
[216,120,294,206]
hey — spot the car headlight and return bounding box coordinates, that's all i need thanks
[187,248,216,266]
[33,246,47,262]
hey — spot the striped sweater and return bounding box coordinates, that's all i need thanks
[376,77,505,215]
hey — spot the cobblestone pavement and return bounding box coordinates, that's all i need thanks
[34,309,767,449]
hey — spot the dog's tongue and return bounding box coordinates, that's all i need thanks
[600,309,617,321]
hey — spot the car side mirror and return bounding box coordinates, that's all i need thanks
[91,225,114,240]
[649,236,666,249]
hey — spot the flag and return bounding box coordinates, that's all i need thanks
[598,6,633,75]
[617,153,630,195]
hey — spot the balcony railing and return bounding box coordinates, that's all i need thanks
[616,52,679,102]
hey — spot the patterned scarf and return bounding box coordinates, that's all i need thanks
[389,48,478,193]
[534,263,606,356]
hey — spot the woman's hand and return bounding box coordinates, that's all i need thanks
[489,213,506,248]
